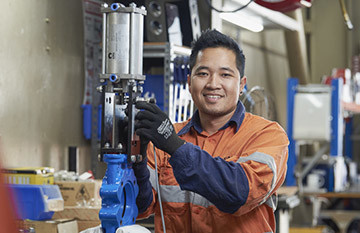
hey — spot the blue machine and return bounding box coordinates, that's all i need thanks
[286,78,345,191]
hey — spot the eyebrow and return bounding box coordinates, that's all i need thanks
[194,66,236,74]
[193,66,210,73]
[220,67,236,74]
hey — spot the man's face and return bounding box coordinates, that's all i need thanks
[188,47,246,118]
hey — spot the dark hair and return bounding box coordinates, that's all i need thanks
[189,29,245,78]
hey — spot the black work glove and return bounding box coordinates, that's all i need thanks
[135,101,185,155]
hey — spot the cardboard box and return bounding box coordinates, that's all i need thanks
[77,220,101,232]
[53,206,101,221]
[3,167,54,185]
[55,180,102,206]
[18,219,78,233]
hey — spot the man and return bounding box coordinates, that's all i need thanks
[133,29,289,233]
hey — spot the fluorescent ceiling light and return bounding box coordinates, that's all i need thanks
[219,12,264,32]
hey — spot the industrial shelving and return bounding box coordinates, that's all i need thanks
[143,42,191,118]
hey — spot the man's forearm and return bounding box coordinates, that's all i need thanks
[169,143,249,214]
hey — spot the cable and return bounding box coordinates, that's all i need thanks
[154,145,166,233]
[205,0,254,13]
[338,0,353,30]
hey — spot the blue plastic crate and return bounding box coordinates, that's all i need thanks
[9,184,63,220]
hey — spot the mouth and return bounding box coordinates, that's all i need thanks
[203,94,222,101]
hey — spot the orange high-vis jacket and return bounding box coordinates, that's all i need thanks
[137,102,289,233]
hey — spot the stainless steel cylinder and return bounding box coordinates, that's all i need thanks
[104,4,145,76]
[130,12,144,75]
[106,12,130,74]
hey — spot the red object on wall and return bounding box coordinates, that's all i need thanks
[254,0,312,12]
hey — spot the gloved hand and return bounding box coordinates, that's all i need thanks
[135,101,185,155]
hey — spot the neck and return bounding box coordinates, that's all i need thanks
[199,110,235,135]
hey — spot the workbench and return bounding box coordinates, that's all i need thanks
[303,184,360,233]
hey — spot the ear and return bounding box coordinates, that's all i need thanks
[240,76,247,94]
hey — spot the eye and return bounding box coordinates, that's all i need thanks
[221,73,232,78]
[196,72,209,77]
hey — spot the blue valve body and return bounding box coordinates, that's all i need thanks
[99,153,139,233]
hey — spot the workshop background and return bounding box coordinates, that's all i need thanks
[1,0,360,232]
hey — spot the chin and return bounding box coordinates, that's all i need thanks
[201,108,233,117]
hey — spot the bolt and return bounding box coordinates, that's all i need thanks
[130,155,136,163]
[136,96,145,102]
[128,80,135,86]
[136,154,143,162]
[45,18,50,23]
[117,143,123,150]
[96,86,103,92]
[100,79,105,83]
[97,154,102,161]
[103,3,108,8]
[129,2,137,7]
[104,143,110,148]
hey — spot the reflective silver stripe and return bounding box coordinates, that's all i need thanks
[148,165,157,192]
[264,194,278,211]
[236,152,277,205]
[147,165,214,208]
[160,185,214,207]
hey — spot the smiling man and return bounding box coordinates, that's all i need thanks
[133,29,289,233]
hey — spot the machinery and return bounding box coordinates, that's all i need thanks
[96,3,150,233]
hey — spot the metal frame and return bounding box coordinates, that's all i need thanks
[286,78,298,186]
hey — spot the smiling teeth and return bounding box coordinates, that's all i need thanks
[207,95,220,99]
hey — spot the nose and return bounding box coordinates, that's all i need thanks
[206,74,221,89]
